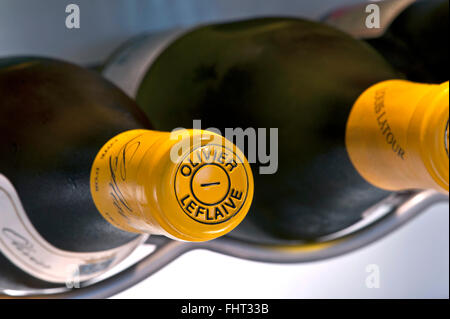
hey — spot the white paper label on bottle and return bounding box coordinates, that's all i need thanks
[323,0,415,39]
[0,174,148,284]
[103,28,187,98]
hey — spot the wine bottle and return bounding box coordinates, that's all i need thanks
[103,16,449,243]
[323,0,449,83]
[0,57,253,286]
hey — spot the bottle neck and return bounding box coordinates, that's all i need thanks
[407,81,449,192]
[346,80,449,194]
[90,129,254,242]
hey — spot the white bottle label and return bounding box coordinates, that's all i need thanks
[323,0,415,39]
[103,28,187,98]
[0,174,148,284]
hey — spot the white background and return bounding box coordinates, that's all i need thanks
[0,0,448,298]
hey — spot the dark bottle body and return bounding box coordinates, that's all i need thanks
[323,0,449,83]
[0,57,151,253]
[131,18,401,242]
[365,0,448,84]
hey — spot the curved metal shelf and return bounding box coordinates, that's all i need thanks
[1,190,447,298]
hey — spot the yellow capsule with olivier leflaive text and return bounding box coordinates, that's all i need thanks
[90,129,254,242]
[346,80,449,194]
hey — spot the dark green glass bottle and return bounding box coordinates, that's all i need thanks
[104,17,404,242]
[324,0,448,83]
[0,57,256,288]
[0,57,155,289]
[0,57,150,252]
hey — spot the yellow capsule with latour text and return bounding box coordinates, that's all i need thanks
[346,80,449,194]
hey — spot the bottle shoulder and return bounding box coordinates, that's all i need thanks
[0,57,148,252]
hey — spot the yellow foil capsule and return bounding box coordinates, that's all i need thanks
[346,80,449,194]
[90,129,254,241]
